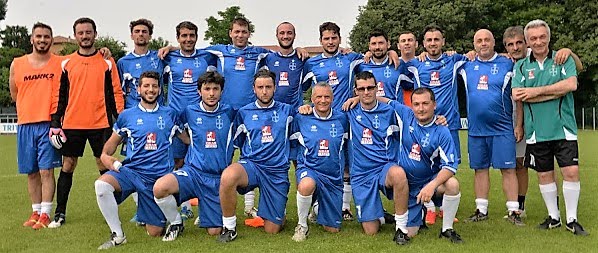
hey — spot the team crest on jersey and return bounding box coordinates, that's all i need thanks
[527,69,535,79]
[279,72,289,86]
[361,128,373,145]
[335,57,343,67]
[477,75,489,90]
[145,132,158,150]
[289,60,297,71]
[372,115,381,129]
[183,69,193,83]
[408,143,421,161]
[491,64,499,75]
[196,117,203,125]
[330,124,337,137]
[261,126,274,143]
[157,116,166,130]
[136,118,143,125]
[550,65,558,77]
[216,115,224,129]
[421,133,431,147]
[430,71,441,86]
[271,111,279,122]
[205,131,217,148]
[235,57,246,70]
[328,71,340,86]
[150,58,158,69]
[311,125,318,132]
[318,139,330,157]
[377,82,385,97]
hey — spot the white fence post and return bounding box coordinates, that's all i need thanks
[593,107,596,130]
[582,108,585,130]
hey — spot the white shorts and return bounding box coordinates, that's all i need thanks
[516,141,526,158]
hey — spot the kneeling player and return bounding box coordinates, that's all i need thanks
[94,72,186,249]
[290,82,349,241]
[153,71,235,241]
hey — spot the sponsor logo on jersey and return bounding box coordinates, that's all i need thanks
[145,132,158,150]
[408,143,421,161]
[430,71,441,86]
[377,81,386,96]
[328,71,340,86]
[527,68,535,79]
[182,69,193,83]
[278,71,289,86]
[205,131,217,148]
[261,125,274,143]
[23,73,54,81]
[361,128,373,145]
[318,139,330,157]
[235,56,246,70]
[477,75,489,90]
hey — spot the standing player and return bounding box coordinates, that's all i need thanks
[94,71,184,249]
[153,71,235,241]
[397,31,418,106]
[347,71,409,245]
[290,82,349,241]
[48,17,124,228]
[9,22,62,230]
[512,20,587,236]
[218,69,294,242]
[459,29,522,225]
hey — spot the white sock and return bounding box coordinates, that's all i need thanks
[562,181,580,223]
[342,182,352,210]
[297,192,312,227]
[155,195,182,225]
[244,190,255,211]
[222,216,237,230]
[506,201,519,213]
[312,201,319,216]
[95,180,123,237]
[395,212,408,233]
[442,193,461,232]
[424,200,435,212]
[475,198,488,215]
[41,202,52,215]
[132,192,139,206]
[32,203,41,213]
[180,200,191,211]
[539,183,560,220]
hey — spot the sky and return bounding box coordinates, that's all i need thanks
[2,0,368,50]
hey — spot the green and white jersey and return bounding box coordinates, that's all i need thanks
[512,50,577,144]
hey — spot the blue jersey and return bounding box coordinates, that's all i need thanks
[290,110,349,184]
[114,104,180,181]
[459,54,514,136]
[406,54,467,130]
[347,102,400,180]
[357,57,412,102]
[117,51,166,108]
[304,52,363,110]
[205,45,270,110]
[390,101,458,186]
[263,51,306,111]
[164,49,216,113]
[180,102,236,176]
[233,101,293,173]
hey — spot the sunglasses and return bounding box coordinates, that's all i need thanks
[355,86,377,92]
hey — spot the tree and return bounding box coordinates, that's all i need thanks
[0,67,11,107]
[148,37,169,51]
[204,6,255,45]
[0,0,6,22]
[0,47,25,68]
[59,36,127,61]
[0,25,32,52]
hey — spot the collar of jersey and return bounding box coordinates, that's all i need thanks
[529,49,553,63]
[313,109,333,120]
[200,102,220,112]
[476,52,498,62]
[277,49,297,57]
[360,101,379,112]
[418,115,437,127]
[231,44,249,51]
[138,103,160,112]
[178,49,197,57]
[255,100,275,109]
[371,55,389,65]
[131,50,151,57]
[321,50,341,59]
[425,53,445,62]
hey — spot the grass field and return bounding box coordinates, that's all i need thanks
[0,131,596,253]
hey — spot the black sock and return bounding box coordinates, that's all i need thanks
[99,169,109,175]
[55,170,74,215]
[518,195,526,211]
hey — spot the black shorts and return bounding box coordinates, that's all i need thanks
[60,128,112,158]
[524,140,579,172]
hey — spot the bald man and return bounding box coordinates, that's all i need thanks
[458,29,523,226]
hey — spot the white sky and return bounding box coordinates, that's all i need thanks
[2,0,368,50]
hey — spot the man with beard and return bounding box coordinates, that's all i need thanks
[48,17,124,228]
[9,22,62,230]
[94,71,187,249]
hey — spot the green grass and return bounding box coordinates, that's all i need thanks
[0,131,596,252]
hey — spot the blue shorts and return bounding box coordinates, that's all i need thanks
[237,160,290,225]
[468,135,516,169]
[296,167,343,228]
[106,168,166,227]
[289,146,298,161]
[17,122,62,174]
[351,163,396,222]
[450,130,461,164]
[172,137,188,159]
[407,184,426,227]
[172,165,222,228]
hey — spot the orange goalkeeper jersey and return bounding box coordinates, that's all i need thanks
[51,50,124,129]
